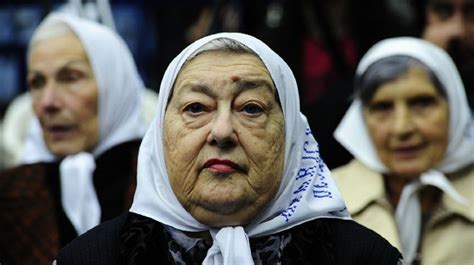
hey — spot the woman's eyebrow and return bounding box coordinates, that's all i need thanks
[28,59,88,73]
[183,78,274,97]
[189,83,217,98]
[234,79,274,94]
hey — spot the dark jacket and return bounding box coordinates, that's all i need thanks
[0,140,140,265]
[56,211,403,265]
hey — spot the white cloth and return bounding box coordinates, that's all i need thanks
[21,13,146,235]
[130,32,350,265]
[60,153,100,235]
[334,37,474,264]
[395,170,469,263]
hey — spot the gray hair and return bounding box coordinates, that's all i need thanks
[186,37,256,64]
[356,55,447,104]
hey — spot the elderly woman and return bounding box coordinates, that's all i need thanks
[54,33,401,264]
[0,13,146,264]
[333,37,474,265]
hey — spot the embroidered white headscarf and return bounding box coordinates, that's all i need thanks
[21,13,146,235]
[130,32,350,265]
[334,37,473,264]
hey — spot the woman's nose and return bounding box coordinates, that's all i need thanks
[392,105,415,137]
[38,81,62,113]
[207,109,238,148]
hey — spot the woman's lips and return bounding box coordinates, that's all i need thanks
[392,143,426,158]
[204,159,242,174]
[46,125,75,139]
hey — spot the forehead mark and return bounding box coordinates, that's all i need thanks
[231,75,241,82]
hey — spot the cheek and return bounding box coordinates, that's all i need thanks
[420,115,449,156]
[62,89,99,151]
[163,113,207,191]
[365,119,390,151]
[243,119,285,190]
[255,147,284,192]
[163,115,205,163]
[73,96,99,133]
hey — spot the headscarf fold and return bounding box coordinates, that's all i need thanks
[21,12,146,235]
[334,37,473,264]
[130,32,350,265]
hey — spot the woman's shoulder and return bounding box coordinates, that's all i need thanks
[318,218,396,246]
[55,212,172,265]
[447,164,474,221]
[54,212,131,265]
[286,218,403,265]
[0,162,58,194]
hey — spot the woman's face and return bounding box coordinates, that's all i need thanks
[163,50,285,227]
[28,31,99,157]
[364,66,449,179]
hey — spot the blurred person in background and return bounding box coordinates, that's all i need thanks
[0,12,147,264]
[333,37,473,264]
[418,0,474,109]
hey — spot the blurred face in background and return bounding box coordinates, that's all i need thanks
[424,0,474,107]
[163,50,285,227]
[363,66,449,180]
[425,0,474,48]
[28,31,99,157]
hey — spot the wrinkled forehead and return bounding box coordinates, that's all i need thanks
[169,44,278,101]
[158,33,298,125]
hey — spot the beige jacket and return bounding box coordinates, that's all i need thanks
[332,159,474,265]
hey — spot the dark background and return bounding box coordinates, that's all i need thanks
[0,0,422,169]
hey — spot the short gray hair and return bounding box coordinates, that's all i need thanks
[356,55,446,104]
[186,37,256,63]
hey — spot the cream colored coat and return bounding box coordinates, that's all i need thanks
[333,160,474,265]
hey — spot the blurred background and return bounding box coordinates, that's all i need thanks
[0,0,427,169]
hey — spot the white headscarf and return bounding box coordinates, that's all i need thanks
[334,37,473,264]
[21,13,146,235]
[130,32,350,265]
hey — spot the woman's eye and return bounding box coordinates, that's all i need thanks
[368,101,393,113]
[184,103,207,115]
[28,76,46,90]
[57,69,85,83]
[409,96,437,109]
[241,103,264,115]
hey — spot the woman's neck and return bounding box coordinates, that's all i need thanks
[384,174,442,214]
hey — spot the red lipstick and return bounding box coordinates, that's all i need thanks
[204,159,241,173]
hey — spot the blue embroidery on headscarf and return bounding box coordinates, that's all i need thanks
[280,128,334,222]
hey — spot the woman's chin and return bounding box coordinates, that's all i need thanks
[189,201,253,228]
